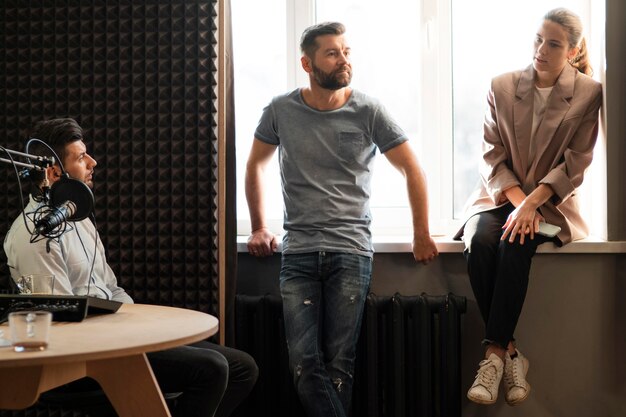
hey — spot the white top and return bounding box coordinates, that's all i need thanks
[3,196,133,303]
[522,85,554,190]
[528,85,553,167]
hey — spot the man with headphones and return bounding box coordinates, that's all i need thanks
[4,118,258,417]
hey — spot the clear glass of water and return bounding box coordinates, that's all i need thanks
[8,311,52,352]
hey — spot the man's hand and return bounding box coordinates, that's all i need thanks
[247,227,277,257]
[412,235,439,265]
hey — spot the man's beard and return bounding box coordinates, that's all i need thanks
[311,63,352,90]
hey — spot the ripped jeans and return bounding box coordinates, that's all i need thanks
[280,251,372,417]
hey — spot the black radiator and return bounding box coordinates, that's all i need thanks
[233,293,466,417]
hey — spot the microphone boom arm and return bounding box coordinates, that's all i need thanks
[2,144,93,240]
[0,157,48,170]
[0,147,55,170]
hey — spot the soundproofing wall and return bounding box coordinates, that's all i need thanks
[0,2,224,318]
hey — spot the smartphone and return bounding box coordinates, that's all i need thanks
[537,222,561,237]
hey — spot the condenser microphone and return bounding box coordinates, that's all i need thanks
[32,175,95,237]
[35,200,77,235]
[49,175,94,222]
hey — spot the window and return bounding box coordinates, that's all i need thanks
[232,0,604,238]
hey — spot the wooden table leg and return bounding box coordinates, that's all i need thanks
[0,366,44,409]
[0,362,86,409]
[87,353,171,417]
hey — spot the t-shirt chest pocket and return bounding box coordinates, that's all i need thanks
[338,132,365,162]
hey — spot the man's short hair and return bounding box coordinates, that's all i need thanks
[300,22,346,58]
[26,118,83,183]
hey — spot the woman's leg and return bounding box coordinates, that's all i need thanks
[463,206,510,329]
[465,205,553,405]
[463,208,510,404]
[485,234,550,349]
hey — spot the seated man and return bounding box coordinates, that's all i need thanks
[3,118,258,417]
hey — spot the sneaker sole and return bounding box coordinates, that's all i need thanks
[506,383,531,406]
[467,392,497,405]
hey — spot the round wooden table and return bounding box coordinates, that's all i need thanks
[0,303,218,417]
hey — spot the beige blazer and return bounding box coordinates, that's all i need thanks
[456,64,603,245]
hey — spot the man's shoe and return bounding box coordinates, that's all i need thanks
[503,349,530,406]
[467,353,504,405]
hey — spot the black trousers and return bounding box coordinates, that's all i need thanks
[149,341,259,417]
[46,341,258,417]
[462,204,554,349]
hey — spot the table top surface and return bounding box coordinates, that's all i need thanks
[0,303,218,367]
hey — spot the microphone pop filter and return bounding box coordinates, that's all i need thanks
[49,176,94,221]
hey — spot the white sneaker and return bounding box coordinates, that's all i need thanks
[467,353,504,405]
[503,349,531,406]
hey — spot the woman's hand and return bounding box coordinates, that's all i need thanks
[501,202,545,244]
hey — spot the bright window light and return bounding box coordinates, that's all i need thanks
[232,0,603,239]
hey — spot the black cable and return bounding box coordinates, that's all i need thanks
[0,146,31,235]
[25,137,66,175]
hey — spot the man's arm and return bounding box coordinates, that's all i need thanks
[245,138,279,257]
[100,248,134,303]
[384,142,438,264]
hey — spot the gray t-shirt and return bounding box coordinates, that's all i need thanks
[255,88,407,256]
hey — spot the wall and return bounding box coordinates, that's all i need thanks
[237,252,626,417]
[606,0,626,240]
[0,2,222,315]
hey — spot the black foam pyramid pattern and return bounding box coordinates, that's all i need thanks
[0,1,220,316]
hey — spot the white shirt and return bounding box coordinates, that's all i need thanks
[521,85,554,191]
[3,196,133,303]
[528,85,554,167]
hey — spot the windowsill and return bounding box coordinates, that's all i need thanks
[237,235,626,254]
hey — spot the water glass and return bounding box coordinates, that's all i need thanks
[16,274,55,294]
[8,311,52,352]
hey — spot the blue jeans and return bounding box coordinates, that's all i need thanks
[280,251,372,417]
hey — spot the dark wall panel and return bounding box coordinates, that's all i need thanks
[0,1,220,315]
